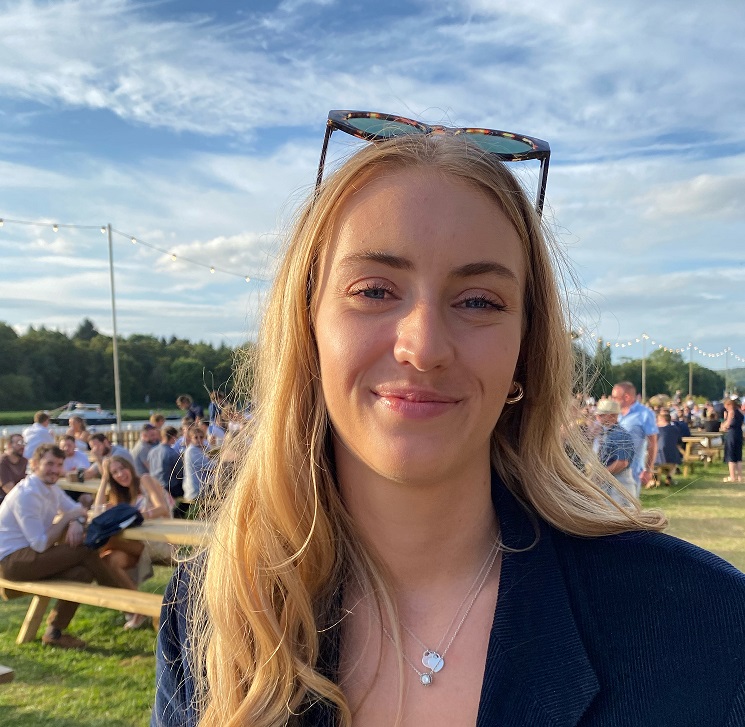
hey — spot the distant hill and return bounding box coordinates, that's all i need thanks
[730,367,745,389]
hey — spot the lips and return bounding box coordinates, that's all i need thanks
[374,387,460,403]
[373,386,461,419]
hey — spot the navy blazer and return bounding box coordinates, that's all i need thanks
[153,475,745,726]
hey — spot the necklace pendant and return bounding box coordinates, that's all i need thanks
[420,673,433,686]
[422,650,445,673]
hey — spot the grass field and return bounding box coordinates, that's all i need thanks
[0,410,177,426]
[0,567,171,727]
[0,462,742,725]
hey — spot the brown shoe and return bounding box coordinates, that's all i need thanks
[42,632,87,650]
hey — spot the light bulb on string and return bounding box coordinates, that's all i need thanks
[210,267,215,274]
[171,254,177,262]
[0,218,4,227]
[100,226,106,234]
[52,224,59,232]
[131,237,137,244]
[245,276,250,283]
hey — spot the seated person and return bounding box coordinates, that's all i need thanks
[131,424,160,476]
[702,410,721,433]
[59,435,94,508]
[183,426,215,502]
[655,411,683,486]
[0,444,133,649]
[72,433,135,481]
[66,416,91,451]
[93,456,171,629]
[147,426,184,499]
[173,417,194,455]
[0,434,27,505]
[149,413,166,430]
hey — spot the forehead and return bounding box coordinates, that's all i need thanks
[324,168,525,283]
[39,452,63,464]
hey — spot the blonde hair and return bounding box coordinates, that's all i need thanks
[189,134,665,726]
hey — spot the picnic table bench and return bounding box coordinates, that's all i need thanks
[0,576,163,644]
[681,435,724,476]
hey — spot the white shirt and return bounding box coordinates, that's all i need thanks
[0,474,79,561]
[183,445,214,501]
[63,450,91,473]
[22,422,55,459]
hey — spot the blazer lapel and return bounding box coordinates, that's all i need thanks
[476,475,599,727]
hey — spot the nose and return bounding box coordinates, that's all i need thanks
[393,301,455,371]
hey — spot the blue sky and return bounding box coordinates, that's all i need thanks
[0,0,744,371]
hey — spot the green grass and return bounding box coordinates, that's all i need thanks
[640,462,745,571]
[1,464,743,725]
[0,409,177,426]
[0,566,172,727]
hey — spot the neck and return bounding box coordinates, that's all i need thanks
[6,452,20,463]
[338,455,498,599]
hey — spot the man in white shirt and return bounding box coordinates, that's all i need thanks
[60,435,94,509]
[61,435,91,474]
[183,426,215,502]
[0,443,131,649]
[21,410,55,459]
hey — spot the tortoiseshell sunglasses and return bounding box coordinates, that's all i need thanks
[316,110,551,216]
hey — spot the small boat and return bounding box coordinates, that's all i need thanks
[51,402,117,426]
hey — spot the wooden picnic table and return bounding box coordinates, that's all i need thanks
[681,435,724,476]
[120,518,209,546]
[60,479,101,495]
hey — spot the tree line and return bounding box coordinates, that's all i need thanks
[0,319,738,411]
[576,339,735,402]
[0,319,250,411]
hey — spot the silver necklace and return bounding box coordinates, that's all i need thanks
[383,540,500,687]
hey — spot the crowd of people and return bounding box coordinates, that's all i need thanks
[574,384,744,500]
[0,391,245,648]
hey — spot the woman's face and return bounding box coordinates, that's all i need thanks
[109,460,132,487]
[314,167,525,485]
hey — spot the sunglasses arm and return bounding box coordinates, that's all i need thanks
[316,123,334,190]
[535,156,550,217]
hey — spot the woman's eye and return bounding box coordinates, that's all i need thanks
[460,295,506,310]
[351,283,394,300]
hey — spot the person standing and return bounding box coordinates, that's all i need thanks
[593,400,636,503]
[22,411,55,460]
[721,398,744,483]
[0,434,28,504]
[611,382,658,496]
[0,444,133,648]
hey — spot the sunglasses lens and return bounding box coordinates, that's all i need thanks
[464,132,536,156]
[345,116,423,139]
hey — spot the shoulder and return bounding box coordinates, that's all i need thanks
[153,559,201,727]
[551,526,745,634]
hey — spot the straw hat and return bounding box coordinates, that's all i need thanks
[596,399,621,415]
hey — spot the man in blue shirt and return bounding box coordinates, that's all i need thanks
[611,381,658,497]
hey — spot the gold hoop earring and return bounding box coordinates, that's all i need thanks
[505,382,524,405]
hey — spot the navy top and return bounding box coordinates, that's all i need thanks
[153,474,745,726]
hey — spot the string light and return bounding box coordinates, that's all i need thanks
[0,215,264,284]
[603,334,745,365]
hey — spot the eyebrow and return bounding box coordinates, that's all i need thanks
[339,251,519,285]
